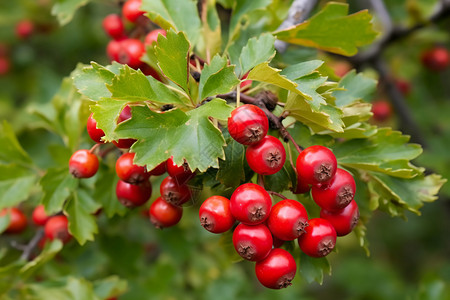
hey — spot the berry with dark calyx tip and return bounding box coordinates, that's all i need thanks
[32,205,50,226]
[312,168,356,212]
[148,161,167,176]
[292,174,311,194]
[160,176,191,206]
[199,195,235,233]
[372,100,392,122]
[246,135,286,175]
[230,183,272,225]
[122,0,145,23]
[116,180,152,208]
[106,39,122,62]
[0,57,11,76]
[149,196,183,228]
[117,38,145,69]
[296,145,337,186]
[86,113,105,143]
[421,46,449,71]
[0,207,27,234]
[232,223,272,261]
[267,199,309,241]
[166,156,194,184]
[102,14,125,40]
[44,215,71,243]
[228,104,269,145]
[69,149,99,178]
[255,248,297,289]
[113,105,137,149]
[115,152,150,184]
[298,218,337,258]
[144,29,166,46]
[320,199,360,236]
[15,20,34,39]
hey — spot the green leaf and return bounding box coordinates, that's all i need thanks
[141,0,201,46]
[26,277,101,300]
[73,62,120,101]
[93,168,128,218]
[65,189,100,245]
[0,121,32,165]
[199,55,240,100]
[199,0,222,57]
[40,167,78,215]
[51,0,90,26]
[219,229,243,263]
[0,213,10,234]
[115,99,233,172]
[216,131,246,187]
[229,0,272,40]
[20,240,63,279]
[154,30,191,93]
[299,252,331,284]
[247,62,298,91]
[0,164,36,210]
[333,70,377,107]
[275,3,378,56]
[239,34,276,76]
[90,99,127,142]
[92,276,128,300]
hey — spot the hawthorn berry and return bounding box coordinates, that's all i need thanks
[148,161,167,176]
[312,168,356,212]
[144,29,166,46]
[0,207,27,234]
[113,105,137,149]
[115,152,150,184]
[296,145,337,186]
[199,195,235,233]
[267,199,309,241]
[149,196,183,228]
[372,100,392,122]
[292,174,311,194]
[227,104,269,145]
[32,205,50,226]
[0,57,10,76]
[320,199,359,236]
[122,0,145,23]
[232,223,273,261]
[86,113,105,143]
[421,46,449,71]
[117,39,145,69]
[395,78,411,96]
[298,218,337,258]
[230,183,272,225]
[102,14,125,40]
[116,180,152,207]
[240,73,252,90]
[44,215,71,243]
[246,135,286,175]
[166,156,194,184]
[255,248,297,289]
[160,176,191,206]
[15,20,34,39]
[69,149,99,178]
[106,39,122,62]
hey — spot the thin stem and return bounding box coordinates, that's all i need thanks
[89,143,101,154]
[287,133,303,154]
[257,174,265,189]
[236,85,241,107]
[286,142,298,178]
[267,191,288,200]
[20,228,45,261]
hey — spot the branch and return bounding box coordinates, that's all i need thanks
[20,228,45,261]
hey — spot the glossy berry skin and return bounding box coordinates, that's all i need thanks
[149,196,183,228]
[267,199,309,241]
[144,29,166,46]
[296,145,337,186]
[148,161,166,176]
[246,135,286,175]
[199,195,235,233]
[116,152,150,184]
[421,47,449,71]
[371,100,392,122]
[44,215,71,243]
[230,183,272,225]
[232,223,272,261]
[255,248,297,289]
[102,14,125,40]
[298,218,337,258]
[117,39,145,69]
[122,0,145,23]
[160,176,191,206]
[320,199,359,236]
[106,39,122,62]
[227,104,269,145]
[32,205,50,226]
[113,105,137,149]
[116,180,152,208]
[69,149,99,178]
[15,20,34,39]
[312,168,356,212]
[166,156,194,184]
[1,208,27,234]
[86,113,105,143]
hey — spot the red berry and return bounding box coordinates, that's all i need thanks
[240,73,252,90]
[69,149,99,178]
[144,29,166,46]
[232,223,272,261]
[246,135,286,175]
[44,215,71,243]
[106,39,122,62]
[148,161,167,176]
[102,14,125,40]
[230,183,272,225]
[149,196,183,228]
[113,105,137,149]
[199,196,235,233]
[1,207,27,234]
[15,20,34,39]
[117,39,145,69]
[160,176,191,206]
[227,104,269,145]
[331,60,352,78]
[267,199,309,241]
[272,235,285,248]
[116,152,150,184]
[320,199,359,236]
[395,78,411,96]
[292,174,311,194]
[0,56,11,76]
[255,248,297,289]
[372,100,392,122]
[140,64,162,81]
[86,113,105,143]
[296,145,337,186]
[116,180,152,208]
[32,205,50,226]
[166,156,194,184]
[122,0,145,23]
[298,218,336,258]
[421,46,449,71]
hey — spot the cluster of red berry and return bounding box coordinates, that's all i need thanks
[197,104,359,289]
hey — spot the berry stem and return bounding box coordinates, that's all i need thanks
[267,190,287,200]
[257,174,265,189]
[20,228,45,261]
[89,143,101,154]
[286,142,298,178]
